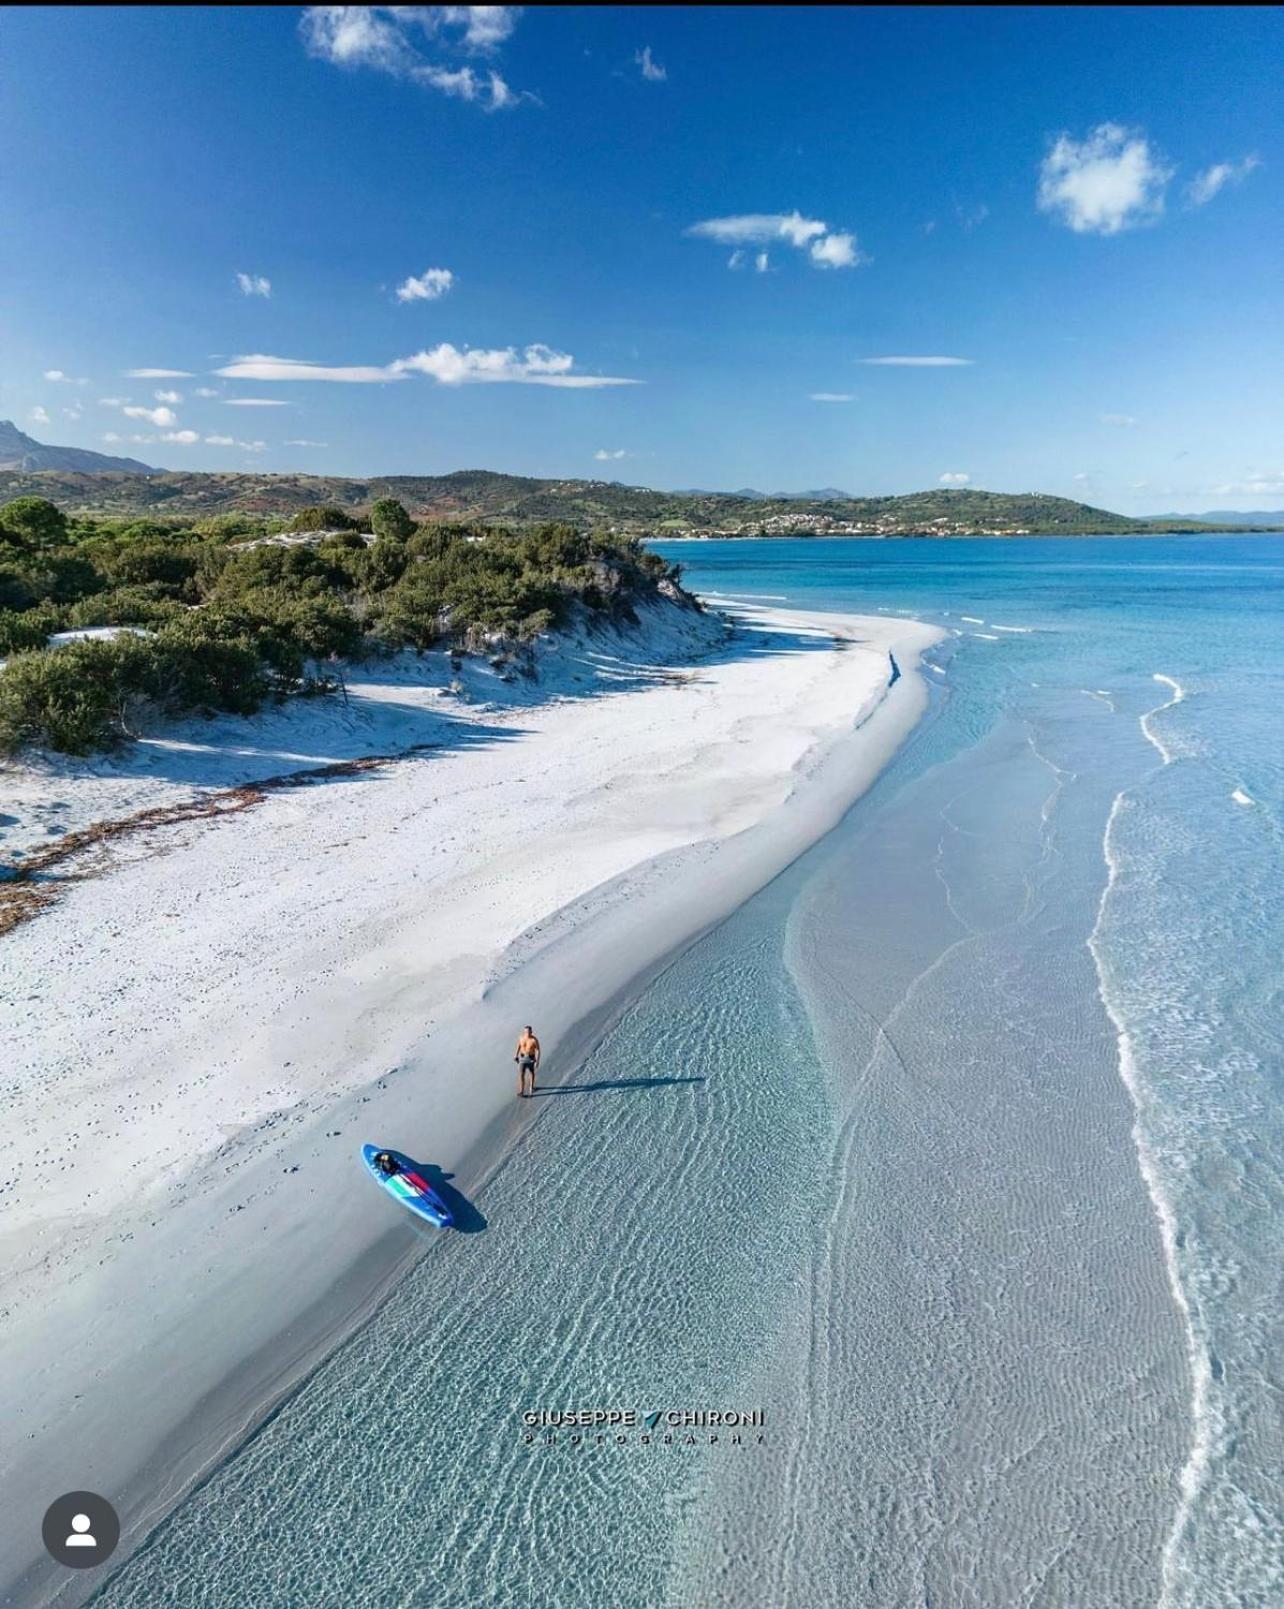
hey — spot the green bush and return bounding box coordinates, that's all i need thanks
[0,499,692,752]
[287,505,361,533]
[0,637,150,754]
[371,497,415,542]
[0,497,69,550]
[0,604,64,656]
[65,586,188,629]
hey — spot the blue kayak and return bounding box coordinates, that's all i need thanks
[361,1144,453,1228]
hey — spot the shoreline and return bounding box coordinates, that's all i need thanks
[1,599,942,1605]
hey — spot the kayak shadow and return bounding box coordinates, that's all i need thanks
[531,1076,706,1096]
[404,1160,488,1234]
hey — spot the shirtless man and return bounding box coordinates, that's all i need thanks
[515,1026,541,1098]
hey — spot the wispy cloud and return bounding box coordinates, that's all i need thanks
[284,438,329,447]
[1100,412,1137,427]
[43,369,89,385]
[858,356,972,367]
[300,6,529,112]
[236,272,272,298]
[956,202,989,232]
[154,389,183,404]
[127,368,192,378]
[161,429,201,445]
[204,434,236,447]
[1186,155,1260,208]
[594,448,629,461]
[688,211,868,271]
[809,392,853,403]
[216,346,638,388]
[30,405,51,427]
[193,386,221,398]
[123,404,178,427]
[635,45,666,81]
[222,397,291,407]
[1210,473,1284,497]
[1037,123,1172,235]
[396,267,455,303]
[939,472,970,486]
[217,356,395,384]
[98,396,130,407]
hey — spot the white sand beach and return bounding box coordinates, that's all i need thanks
[0,598,941,1604]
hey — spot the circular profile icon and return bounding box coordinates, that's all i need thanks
[41,1491,120,1569]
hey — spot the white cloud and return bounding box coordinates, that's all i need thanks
[218,354,402,384]
[939,472,971,486]
[1037,123,1173,235]
[161,430,201,445]
[236,272,272,298]
[62,404,83,421]
[1100,413,1137,427]
[396,267,455,303]
[217,345,638,388]
[300,6,528,111]
[43,368,89,385]
[30,406,51,426]
[449,6,520,51]
[127,368,193,378]
[193,386,221,398]
[635,45,666,81]
[810,392,853,403]
[690,211,824,246]
[98,396,130,407]
[284,438,329,447]
[1210,473,1284,496]
[755,251,770,273]
[392,343,638,387]
[858,356,973,367]
[1186,155,1260,208]
[102,432,123,443]
[222,398,290,407]
[239,440,268,453]
[204,434,236,446]
[154,388,183,404]
[809,232,861,269]
[123,404,178,427]
[594,448,629,461]
[688,210,867,271]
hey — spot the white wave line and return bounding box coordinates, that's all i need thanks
[961,615,986,624]
[1140,673,1186,765]
[1089,791,1211,1608]
[990,624,1034,633]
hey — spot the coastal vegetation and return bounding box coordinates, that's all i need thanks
[0,468,1261,537]
[0,496,687,756]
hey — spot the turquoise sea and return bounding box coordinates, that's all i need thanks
[91,537,1282,1608]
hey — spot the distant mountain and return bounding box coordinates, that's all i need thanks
[0,419,155,475]
[1143,510,1284,528]
[706,487,856,501]
[0,467,1250,536]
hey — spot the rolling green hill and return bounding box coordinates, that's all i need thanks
[0,468,1257,536]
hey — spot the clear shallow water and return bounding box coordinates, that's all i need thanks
[91,538,1282,1608]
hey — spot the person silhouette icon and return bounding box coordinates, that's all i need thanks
[43,1490,119,1568]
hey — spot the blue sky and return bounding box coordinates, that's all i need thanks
[2,6,1280,510]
